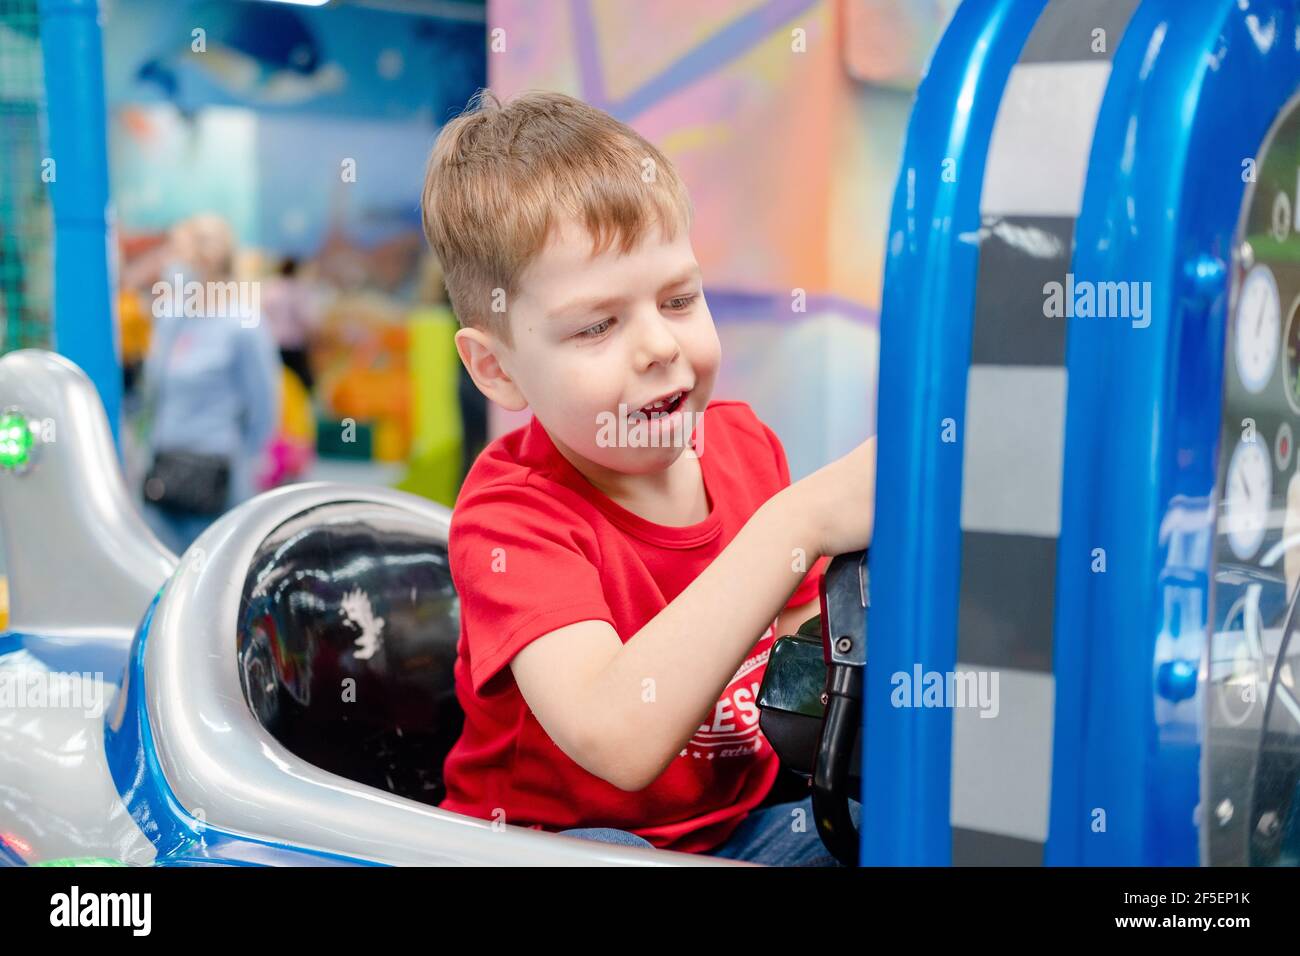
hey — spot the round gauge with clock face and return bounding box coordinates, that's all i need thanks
[1213,592,1265,729]
[1225,438,1273,559]
[1206,91,1300,869]
[1236,264,1281,394]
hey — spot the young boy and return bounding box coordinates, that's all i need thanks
[421,89,875,864]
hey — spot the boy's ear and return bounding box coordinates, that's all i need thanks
[455,327,528,412]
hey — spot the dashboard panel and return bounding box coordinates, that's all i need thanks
[1210,94,1300,867]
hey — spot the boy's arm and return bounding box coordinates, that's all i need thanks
[511,484,824,792]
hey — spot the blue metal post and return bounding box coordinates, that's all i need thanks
[38,0,119,444]
[1048,0,1300,866]
[865,0,1044,865]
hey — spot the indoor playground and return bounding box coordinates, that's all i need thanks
[0,0,1298,884]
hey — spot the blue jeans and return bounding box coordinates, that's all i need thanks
[142,500,219,555]
[563,795,862,866]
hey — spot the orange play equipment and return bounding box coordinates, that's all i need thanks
[314,294,412,462]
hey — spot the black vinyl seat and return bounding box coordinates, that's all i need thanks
[236,502,463,805]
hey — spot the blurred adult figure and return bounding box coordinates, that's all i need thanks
[262,256,322,390]
[140,213,281,553]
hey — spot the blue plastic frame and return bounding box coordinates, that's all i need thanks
[865,0,1047,866]
[38,0,121,444]
[870,0,1300,866]
[1049,0,1300,865]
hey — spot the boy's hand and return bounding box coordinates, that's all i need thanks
[786,437,877,559]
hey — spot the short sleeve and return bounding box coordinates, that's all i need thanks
[757,417,829,610]
[450,480,616,695]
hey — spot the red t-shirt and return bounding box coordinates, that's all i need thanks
[439,400,828,853]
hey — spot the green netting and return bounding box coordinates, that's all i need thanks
[0,0,52,354]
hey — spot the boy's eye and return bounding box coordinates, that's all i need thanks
[665,294,697,311]
[577,318,614,339]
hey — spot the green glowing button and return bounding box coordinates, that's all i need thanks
[0,411,33,471]
[33,857,128,867]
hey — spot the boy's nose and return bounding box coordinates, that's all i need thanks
[633,313,681,370]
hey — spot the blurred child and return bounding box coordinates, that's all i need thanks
[262,256,321,390]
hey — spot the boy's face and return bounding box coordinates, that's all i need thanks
[459,215,721,481]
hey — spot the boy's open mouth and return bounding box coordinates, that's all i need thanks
[629,389,688,422]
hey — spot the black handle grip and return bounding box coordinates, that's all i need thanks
[812,663,862,865]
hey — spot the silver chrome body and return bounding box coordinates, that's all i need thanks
[150,482,734,865]
[0,349,176,638]
[0,349,736,866]
[0,647,159,865]
[0,350,169,864]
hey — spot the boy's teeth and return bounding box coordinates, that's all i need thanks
[641,391,681,412]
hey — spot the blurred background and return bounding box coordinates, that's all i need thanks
[0,0,959,581]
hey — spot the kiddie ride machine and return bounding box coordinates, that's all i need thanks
[4,0,1300,867]
[0,350,852,867]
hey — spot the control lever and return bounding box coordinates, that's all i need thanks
[812,549,867,866]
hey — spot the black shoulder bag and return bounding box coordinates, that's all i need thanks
[143,323,232,516]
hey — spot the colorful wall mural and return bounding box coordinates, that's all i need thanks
[103,0,485,263]
[486,0,956,478]
[103,0,485,120]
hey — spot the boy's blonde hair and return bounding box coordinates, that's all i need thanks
[420,89,693,348]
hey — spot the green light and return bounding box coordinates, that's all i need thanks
[33,857,128,867]
[0,411,33,471]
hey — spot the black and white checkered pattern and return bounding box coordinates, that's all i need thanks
[950,0,1141,866]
